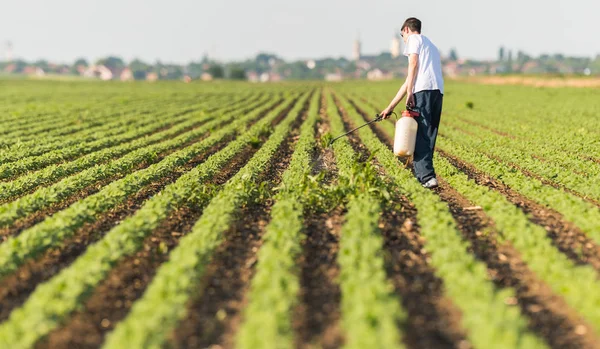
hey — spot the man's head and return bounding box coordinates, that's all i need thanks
[400,17,421,43]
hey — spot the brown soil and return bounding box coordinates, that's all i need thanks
[453,116,517,139]
[0,98,284,240]
[168,91,311,349]
[294,206,345,349]
[311,91,338,177]
[0,115,220,205]
[435,180,600,349]
[335,94,470,349]
[439,150,600,273]
[0,130,216,240]
[26,97,291,348]
[0,106,206,182]
[0,138,234,324]
[294,92,344,349]
[35,143,257,349]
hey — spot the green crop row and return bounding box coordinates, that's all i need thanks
[338,94,547,349]
[436,136,600,245]
[0,92,250,163]
[235,90,320,349]
[0,99,215,178]
[0,92,307,349]
[441,123,600,202]
[325,90,406,349]
[101,91,312,349]
[0,93,271,203]
[0,96,184,146]
[0,94,295,279]
[0,96,279,228]
[435,154,600,334]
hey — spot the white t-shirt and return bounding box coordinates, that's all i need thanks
[404,34,444,94]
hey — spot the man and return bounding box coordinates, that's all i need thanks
[381,17,444,189]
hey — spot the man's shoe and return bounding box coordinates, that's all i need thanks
[422,177,438,189]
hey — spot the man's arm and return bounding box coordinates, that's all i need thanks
[381,82,408,118]
[405,53,419,108]
[381,53,419,118]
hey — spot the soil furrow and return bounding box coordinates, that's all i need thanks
[169,92,310,349]
[0,138,234,324]
[0,116,220,205]
[0,98,283,240]
[453,116,517,139]
[294,206,344,349]
[34,144,257,349]
[435,180,600,349]
[0,108,203,182]
[0,132,215,240]
[295,92,343,349]
[439,150,600,273]
[0,98,288,325]
[336,95,469,349]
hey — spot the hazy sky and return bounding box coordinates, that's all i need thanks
[1,0,599,64]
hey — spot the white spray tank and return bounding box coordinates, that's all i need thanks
[393,108,420,157]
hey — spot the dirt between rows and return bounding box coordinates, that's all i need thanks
[0,115,220,206]
[439,150,600,274]
[0,104,208,182]
[169,92,310,349]
[347,94,600,348]
[341,94,470,349]
[0,98,288,328]
[35,142,257,349]
[0,97,287,240]
[440,128,600,208]
[0,121,220,240]
[435,181,600,349]
[31,96,297,349]
[0,137,234,324]
[293,93,344,349]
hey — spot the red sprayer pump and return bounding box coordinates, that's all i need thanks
[393,107,420,157]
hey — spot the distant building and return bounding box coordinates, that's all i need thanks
[367,68,393,80]
[120,68,133,81]
[83,65,113,80]
[200,72,213,81]
[146,72,159,82]
[390,34,401,58]
[325,72,343,81]
[353,37,361,61]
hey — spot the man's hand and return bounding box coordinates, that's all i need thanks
[406,93,415,109]
[380,107,394,119]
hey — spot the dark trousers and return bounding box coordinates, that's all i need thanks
[413,89,443,183]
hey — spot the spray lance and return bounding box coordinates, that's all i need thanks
[327,106,420,155]
[313,107,420,171]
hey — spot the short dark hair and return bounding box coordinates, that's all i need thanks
[401,17,421,33]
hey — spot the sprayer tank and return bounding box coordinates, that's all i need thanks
[393,112,418,157]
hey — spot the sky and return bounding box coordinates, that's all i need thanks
[1,0,599,64]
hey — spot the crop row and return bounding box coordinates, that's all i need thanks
[327,91,406,349]
[435,153,600,334]
[0,92,253,163]
[338,94,547,349]
[441,123,600,202]
[101,91,311,349]
[0,93,295,279]
[0,96,187,146]
[0,91,308,348]
[436,136,600,245]
[0,103,208,177]
[235,90,320,348]
[0,96,279,228]
[0,93,272,203]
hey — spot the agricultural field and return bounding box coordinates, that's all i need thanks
[0,78,599,349]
